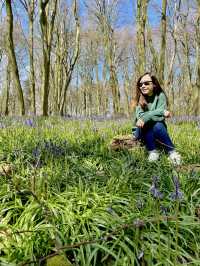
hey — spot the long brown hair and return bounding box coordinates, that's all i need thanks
[131,72,168,110]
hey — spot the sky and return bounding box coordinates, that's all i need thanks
[0,0,163,30]
[78,0,162,28]
[0,0,163,85]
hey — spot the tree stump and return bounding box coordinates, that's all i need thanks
[109,134,141,151]
[0,163,13,176]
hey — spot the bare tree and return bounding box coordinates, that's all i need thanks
[165,0,181,106]
[159,0,167,83]
[146,25,159,73]
[39,0,58,116]
[85,0,121,114]
[59,0,80,116]
[5,0,25,115]
[49,0,80,116]
[136,0,149,75]
[194,0,200,114]
[19,0,37,114]
[4,62,10,115]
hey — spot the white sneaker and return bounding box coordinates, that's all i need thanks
[148,150,159,162]
[168,150,181,166]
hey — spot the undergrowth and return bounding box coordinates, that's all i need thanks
[0,117,199,265]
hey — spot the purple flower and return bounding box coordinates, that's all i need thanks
[160,205,168,215]
[24,119,35,127]
[43,139,66,157]
[106,206,118,217]
[106,207,115,215]
[170,176,184,201]
[0,122,6,128]
[150,186,164,199]
[152,175,159,185]
[149,176,163,199]
[32,147,40,158]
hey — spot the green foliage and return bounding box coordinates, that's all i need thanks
[0,117,200,265]
[47,255,72,266]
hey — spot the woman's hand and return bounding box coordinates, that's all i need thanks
[164,110,171,118]
[136,119,145,128]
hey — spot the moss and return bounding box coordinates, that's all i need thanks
[47,255,72,266]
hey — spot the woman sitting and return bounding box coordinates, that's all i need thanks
[132,72,181,165]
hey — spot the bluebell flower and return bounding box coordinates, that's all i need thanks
[149,176,163,199]
[150,186,164,199]
[32,147,40,159]
[160,205,168,215]
[0,122,5,128]
[42,139,66,157]
[24,119,35,127]
[106,207,115,215]
[170,176,184,201]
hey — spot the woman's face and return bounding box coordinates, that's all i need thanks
[139,74,154,96]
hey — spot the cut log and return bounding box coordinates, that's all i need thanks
[0,163,13,176]
[109,134,141,151]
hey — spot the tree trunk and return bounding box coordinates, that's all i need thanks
[165,0,180,103]
[28,0,36,115]
[39,0,57,116]
[59,0,80,116]
[106,31,120,114]
[110,64,120,114]
[136,0,148,76]
[4,63,10,116]
[147,26,159,73]
[5,0,25,115]
[194,1,200,115]
[159,0,167,84]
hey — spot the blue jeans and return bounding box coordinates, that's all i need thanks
[134,121,174,152]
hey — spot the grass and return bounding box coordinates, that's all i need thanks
[0,117,200,265]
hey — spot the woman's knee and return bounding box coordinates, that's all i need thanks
[153,122,166,133]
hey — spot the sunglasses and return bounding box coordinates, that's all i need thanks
[139,81,153,87]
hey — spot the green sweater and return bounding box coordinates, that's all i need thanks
[134,92,167,124]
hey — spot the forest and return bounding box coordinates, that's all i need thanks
[0,0,200,117]
[0,1,200,266]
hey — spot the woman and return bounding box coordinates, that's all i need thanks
[132,72,181,165]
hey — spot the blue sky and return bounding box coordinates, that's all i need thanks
[0,0,162,30]
[78,0,162,29]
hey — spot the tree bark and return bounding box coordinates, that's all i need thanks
[147,26,159,73]
[194,0,200,114]
[39,0,57,116]
[5,0,25,115]
[28,0,36,115]
[19,0,36,114]
[159,0,167,84]
[59,0,80,116]
[136,0,148,76]
[4,63,10,116]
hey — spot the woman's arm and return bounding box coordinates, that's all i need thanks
[135,105,145,119]
[137,93,167,123]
